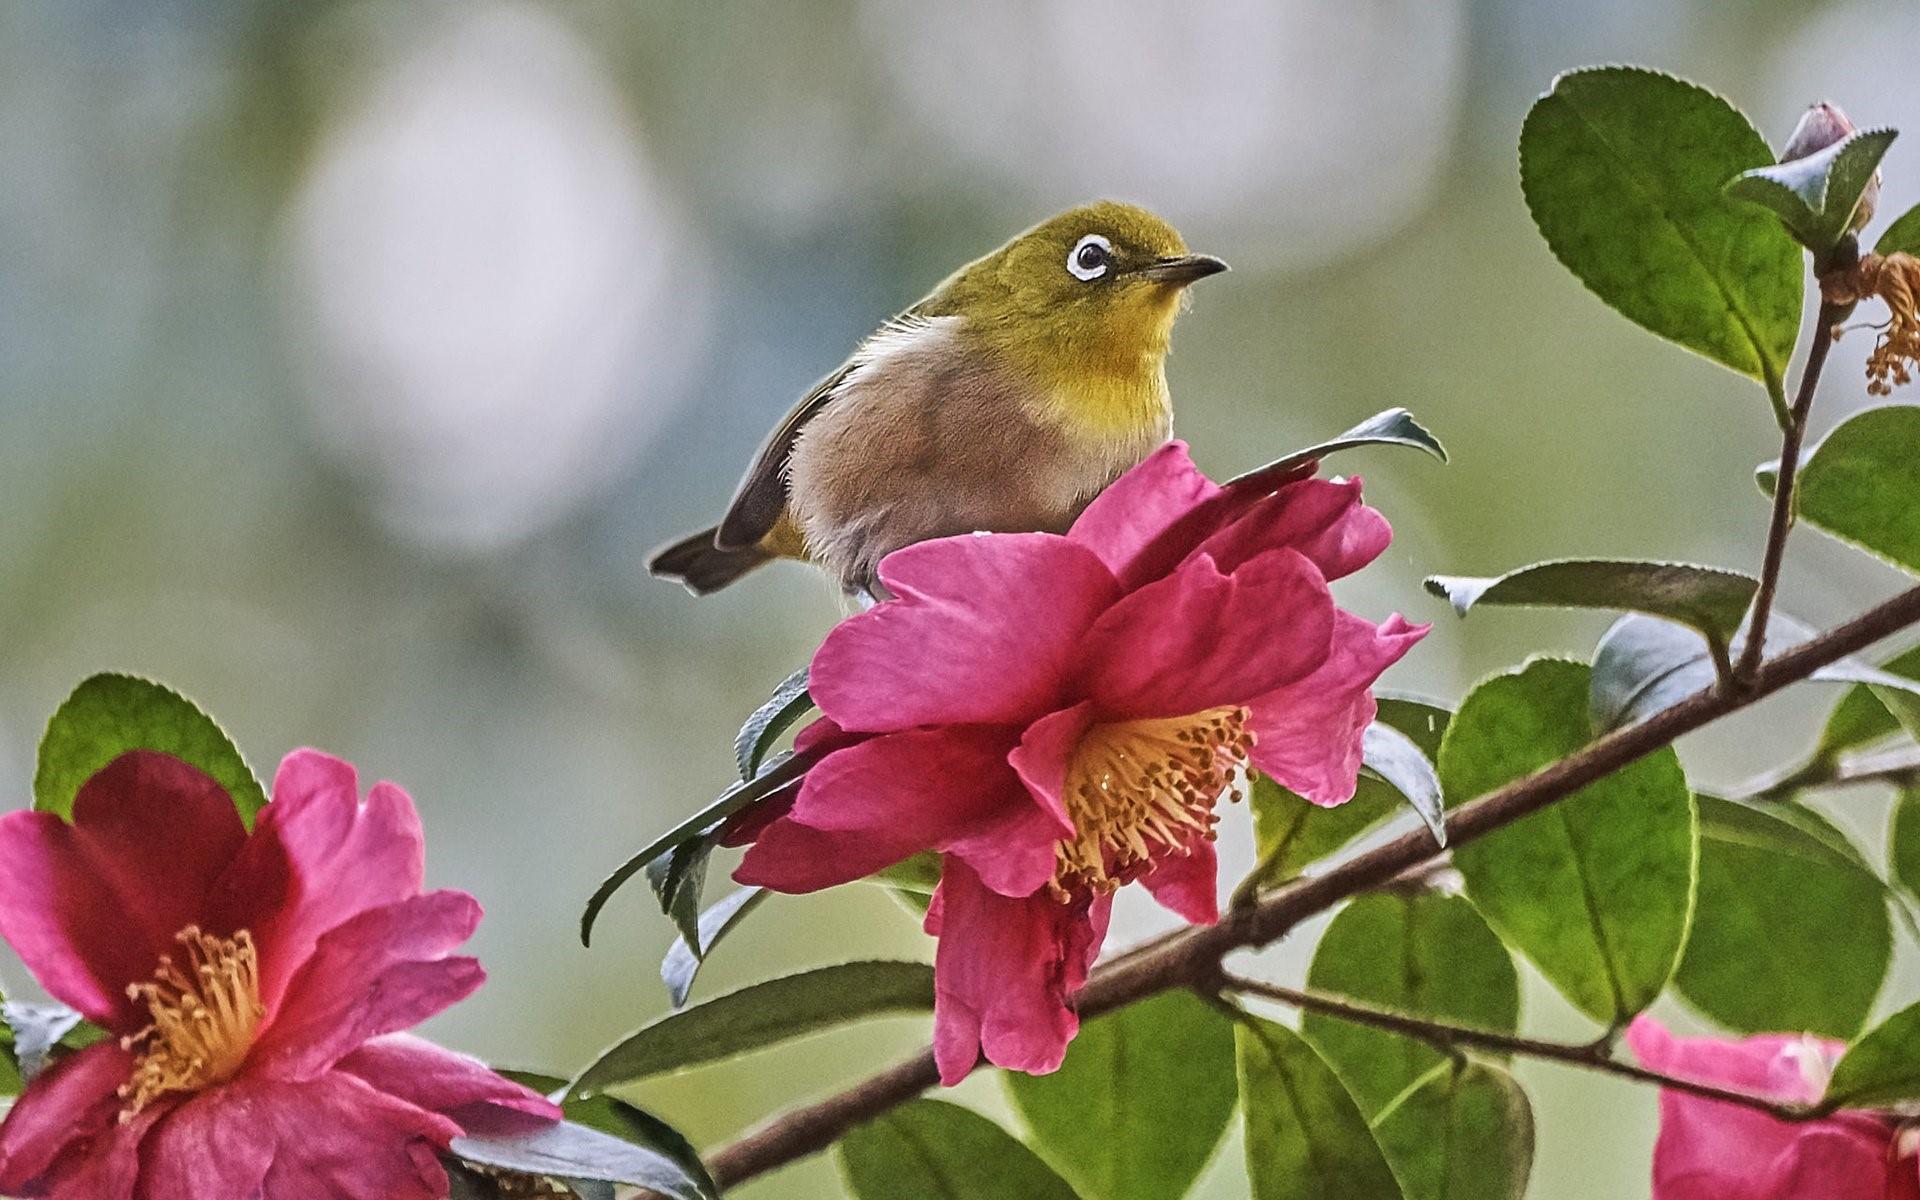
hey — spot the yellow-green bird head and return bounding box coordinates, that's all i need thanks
[927,200,1228,383]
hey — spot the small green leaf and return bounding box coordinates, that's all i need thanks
[35,673,267,823]
[660,887,770,1008]
[735,666,814,782]
[1371,1060,1534,1200]
[1441,659,1696,1024]
[1250,698,1452,882]
[1227,408,1448,487]
[1425,560,1758,644]
[1237,1017,1405,1200]
[1759,406,1920,575]
[1520,66,1802,389]
[1005,991,1237,1200]
[450,1120,713,1199]
[0,1002,86,1083]
[869,851,942,916]
[1891,788,1920,904]
[580,750,812,946]
[1303,892,1520,1115]
[1813,645,1920,761]
[1825,999,1920,1107]
[1878,202,1920,256]
[570,961,934,1095]
[839,1100,1082,1200]
[647,840,712,952]
[1676,797,1889,1038]
[1363,724,1445,847]
[1728,128,1898,254]
[497,1071,719,1198]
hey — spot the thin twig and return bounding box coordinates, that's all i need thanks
[1220,975,1824,1123]
[1737,302,1846,681]
[705,583,1920,1189]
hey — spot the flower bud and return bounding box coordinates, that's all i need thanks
[1784,102,1879,233]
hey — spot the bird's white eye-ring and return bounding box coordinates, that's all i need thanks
[1067,234,1112,281]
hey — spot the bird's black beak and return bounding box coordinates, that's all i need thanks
[1136,253,1230,285]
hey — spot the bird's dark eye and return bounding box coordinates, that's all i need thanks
[1067,234,1112,281]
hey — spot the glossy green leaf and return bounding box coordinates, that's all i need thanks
[1878,202,1920,256]
[1006,990,1237,1200]
[1441,659,1695,1023]
[34,673,266,823]
[1425,560,1757,643]
[1814,645,1920,760]
[660,886,770,1008]
[869,851,942,915]
[1371,1060,1534,1200]
[1303,892,1519,1115]
[1363,724,1445,847]
[1759,406,1920,575]
[570,961,933,1095]
[1520,66,1801,388]
[1676,796,1888,1037]
[735,666,813,781]
[1227,408,1448,487]
[580,749,812,946]
[1250,698,1452,882]
[497,1071,718,1198]
[1891,788,1920,904]
[1825,999,1920,1107]
[1237,1017,1404,1200]
[1727,128,1898,254]
[450,1120,711,1199]
[647,839,712,951]
[839,1100,1081,1200]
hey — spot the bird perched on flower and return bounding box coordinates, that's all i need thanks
[650,201,1228,598]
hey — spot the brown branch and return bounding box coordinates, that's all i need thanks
[1220,975,1824,1123]
[707,582,1920,1190]
[1737,301,1846,680]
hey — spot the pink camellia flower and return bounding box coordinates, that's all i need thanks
[732,442,1425,1083]
[0,749,559,1200]
[1629,1016,1920,1199]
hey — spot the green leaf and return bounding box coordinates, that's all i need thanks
[1891,788,1920,904]
[1363,724,1446,847]
[1759,406,1920,575]
[1303,892,1520,1115]
[450,1120,713,1199]
[34,673,267,823]
[1237,1017,1405,1200]
[1250,698,1452,882]
[1519,66,1801,388]
[661,887,770,1008]
[1813,645,1920,761]
[1371,1060,1534,1200]
[1825,998,1920,1107]
[497,1071,719,1199]
[570,961,934,1095]
[1441,659,1695,1024]
[1005,990,1237,1200]
[1878,202,1920,256]
[647,840,712,952]
[1727,128,1898,254]
[1226,408,1447,487]
[1425,560,1758,644]
[1676,796,1889,1037]
[580,749,812,946]
[839,1100,1082,1200]
[869,851,942,916]
[735,666,814,782]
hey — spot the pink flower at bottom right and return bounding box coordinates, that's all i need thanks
[1628,1016,1919,1199]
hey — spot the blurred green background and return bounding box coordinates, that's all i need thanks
[4,1,1919,1196]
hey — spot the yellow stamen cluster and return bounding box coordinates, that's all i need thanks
[1054,705,1253,897]
[1824,252,1920,396]
[118,927,264,1121]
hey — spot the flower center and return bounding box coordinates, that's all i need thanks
[118,926,264,1120]
[1054,705,1253,896]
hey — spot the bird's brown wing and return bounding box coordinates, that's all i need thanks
[714,363,854,550]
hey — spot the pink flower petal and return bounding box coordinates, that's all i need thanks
[1141,834,1220,925]
[211,751,428,1012]
[249,891,484,1080]
[1247,612,1427,806]
[735,727,1051,895]
[336,1034,560,1134]
[1068,441,1224,576]
[1757,1126,1899,1200]
[137,1072,459,1200]
[0,752,246,1026]
[928,860,1107,1085]
[1191,476,1391,582]
[0,1041,134,1192]
[1080,549,1336,719]
[31,1103,165,1200]
[1006,702,1091,832]
[811,534,1119,732]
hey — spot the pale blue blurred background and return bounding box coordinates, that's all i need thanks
[4,2,1919,1196]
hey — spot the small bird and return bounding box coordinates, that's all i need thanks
[651,201,1227,598]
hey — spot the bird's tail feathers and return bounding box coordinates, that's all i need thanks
[649,527,772,595]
